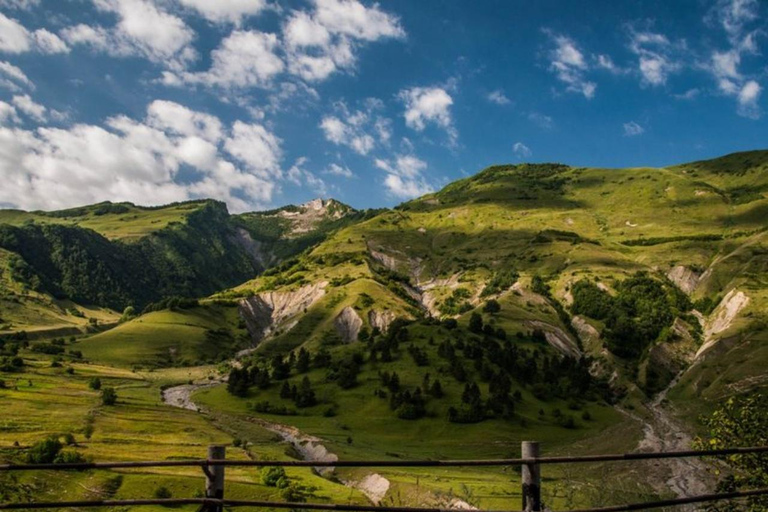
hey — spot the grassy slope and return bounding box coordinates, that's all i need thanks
[0,353,367,511]
[218,152,768,428]
[77,304,250,368]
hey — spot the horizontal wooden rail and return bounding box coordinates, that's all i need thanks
[1,488,767,512]
[1,445,766,472]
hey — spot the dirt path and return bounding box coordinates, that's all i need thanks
[622,372,712,509]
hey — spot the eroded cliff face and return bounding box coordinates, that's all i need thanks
[334,306,363,343]
[666,265,702,295]
[239,282,327,343]
[695,289,750,358]
[368,309,396,333]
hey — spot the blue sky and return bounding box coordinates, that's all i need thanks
[0,0,765,212]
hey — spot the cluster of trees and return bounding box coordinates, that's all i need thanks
[439,288,473,316]
[571,273,691,358]
[25,436,85,465]
[378,371,443,420]
[468,313,507,340]
[280,377,317,408]
[481,269,519,297]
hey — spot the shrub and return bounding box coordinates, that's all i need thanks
[261,467,286,487]
[154,487,172,499]
[483,300,501,313]
[101,387,117,406]
[88,377,102,391]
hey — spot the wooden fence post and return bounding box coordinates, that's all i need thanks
[522,441,541,512]
[205,445,225,512]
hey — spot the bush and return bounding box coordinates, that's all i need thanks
[261,467,286,487]
[101,387,117,406]
[483,300,501,313]
[154,487,172,499]
[88,377,102,391]
[26,437,63,464]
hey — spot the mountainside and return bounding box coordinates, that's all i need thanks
[217,151,768,415]
[0,198,365,334]
[2,150,767,510]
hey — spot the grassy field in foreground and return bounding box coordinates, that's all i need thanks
[0,356,367,512]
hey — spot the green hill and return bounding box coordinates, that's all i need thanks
[0,198,366,334]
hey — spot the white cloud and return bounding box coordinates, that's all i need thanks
[622,121,645,136]
[704,0,762,118]
[64,0,194,68]
[319,100,389,155]
[546,32,596,98]
[31,29,69,54]
[399,86,457,145]
[313,0,405,41]
[737,80,761,118]
[382,173,432,199]
[12,94,45,121]
[487,89,511,105]
[286,158,328,196]
[0,100,296,212]
[177,0,268,25]
[512,142,531,158]
[0,101,20,125]
[674,88,700,100]
[709,0,759,44]
[146,99,223,142]
[224,120,282,180]
[0,0,39,8]
[324,163,354,178]
[375,154,432,199]
[167,30,284,88]
[0,12,69,54]
[627,29,680,87]
[528,112,554,130]
[282,0,404,83]
[0,60,33,91]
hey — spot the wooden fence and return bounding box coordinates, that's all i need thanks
[2,443,768,512]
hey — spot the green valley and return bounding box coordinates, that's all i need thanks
[2,150,768,510]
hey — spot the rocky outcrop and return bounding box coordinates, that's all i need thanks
[666,266,701,295]
[239,282,327,343]
[525,320,581,359]
[232,227,272,269]
[696,289,750,358]
[571,315,601,352]
[334,306,363,343]
[368,247,399,271]
[368,309,396,333]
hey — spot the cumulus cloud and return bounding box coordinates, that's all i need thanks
[177,0,268,25]
[319,99,389,155]
[622,121,645,136]
[512,142,531,158]
[63,0,195,69]
[324,163,354,178]
[375,154,432,198]
[282,0,404,82]
[546,31,596,98]
[166,31,284,88]
[627,29,681,87]
[399,86,457,145]
[0,99,299,212]
[11,94,47,122]
[737,80,761,118]
[0,60,33,91]
[0,101,20,125]
[0,12,69,54]
[487,89,511,105]
[705,0,762,118]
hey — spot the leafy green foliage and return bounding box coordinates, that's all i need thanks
[693,394,768,511]
[481,269,519,297]
[571,274,692,359]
